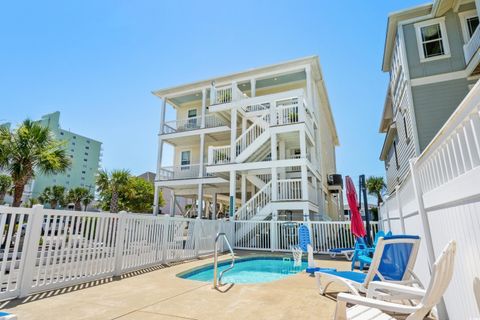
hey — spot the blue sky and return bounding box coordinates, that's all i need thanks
[0,0,426,182]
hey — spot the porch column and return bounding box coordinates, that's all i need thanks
[241,174,247,206]
[230,108,237,161]
[169,192,175,217]
[271,133,278,201]
[279,139,286,179]
[250,78,256,97]
[156,98,167,178]
[301,165,308,201]
[197,184,204,219]
[212,192,217,220]
[201,88,207,128]
[229,171,236,218]
[153,185,159,216]
[299,128,307,158]
[199,133,205,178]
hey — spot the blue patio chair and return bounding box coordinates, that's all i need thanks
[350,237,370,271]
[316,235,422,296]
[296,225,336,274]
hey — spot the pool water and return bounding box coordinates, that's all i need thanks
[178,257,308,284]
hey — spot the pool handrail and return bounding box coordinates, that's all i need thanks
[213,232,235,289]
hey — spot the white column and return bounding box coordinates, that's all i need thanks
[241,174,247,206]
[250,78,256,97]
[169,192,175,216]
[230,109,237,161]
[201,88,207,128]
[271,132,277,161]
[199,133,205,177]
[229,170,236,217]
[279,139,286,179]
[197,184,204,219]
[272,167,278,201]
[301,165,308,201]
[300,128,307,158]
[212,192,217,220]
[156,98,167,178]
[242,116,247,134]
[153,185,160,215]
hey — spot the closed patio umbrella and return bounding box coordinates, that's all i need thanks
[345,176,366,238]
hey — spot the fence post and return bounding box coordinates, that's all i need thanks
[19,205,45,297]
[161,216,169,264]
[113,211,127,276]
[384,195,392,231]
[270,220,277,252]
[409,158,449,320]
[194,219,200,258]
[395,186,406,233]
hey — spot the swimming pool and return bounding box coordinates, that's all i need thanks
[178,256,308,284]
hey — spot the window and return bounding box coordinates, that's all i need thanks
[393,141,400,170]
[86,140,90,143]
[83,158,87,162]
[187,109,198,128]
[180,150,191,170]
[72,142,75,146]
[414,18,450,62]
[460,10,479,43]
[73,136,76,139]
[60,132,64,136]
[85,146,89,150]
[85,152,88,156]
[82,171,86,174]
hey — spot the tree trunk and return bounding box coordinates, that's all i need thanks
[12,182,25,207]
[110,192,118,213]
[50,200,57,210]
[75,201,81,211]
[0,192,5,205]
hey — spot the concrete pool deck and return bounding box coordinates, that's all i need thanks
[0,252,354,319]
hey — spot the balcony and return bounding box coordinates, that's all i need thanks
[157,164,213,181]
[162,114,228,134]
[464,26,480,67]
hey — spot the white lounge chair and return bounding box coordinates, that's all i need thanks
[316,235,422,295]
[333,240,456,320]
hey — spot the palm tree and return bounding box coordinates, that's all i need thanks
[0,174,12,205]
[82,192,94,211]
[38,185,66,209]
[0,120,71,207]
[67,187,91,211]
[97,169,131,213]
[366,176,386,207]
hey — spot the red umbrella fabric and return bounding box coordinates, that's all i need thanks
[345,176,366,238]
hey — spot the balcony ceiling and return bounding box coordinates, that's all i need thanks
[169,71,306,107]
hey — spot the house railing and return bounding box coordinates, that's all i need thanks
[464,26,480,65]
[162,114,228,134]
[277,179,302,200]
[157,164,212,180]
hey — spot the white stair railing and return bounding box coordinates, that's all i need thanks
[235,181,272,220]
[236,113,270,156]
[208,146,231,165]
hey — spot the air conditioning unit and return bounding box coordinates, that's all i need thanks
[327,174,343,189]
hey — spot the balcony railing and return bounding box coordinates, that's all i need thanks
[277,179,302,200]
[162,114,228,134]
[464,26,480,65]
[157,164,213,180]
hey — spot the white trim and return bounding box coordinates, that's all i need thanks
[458,9,478,43]
[410,70,467,86]
[414,17,451,63]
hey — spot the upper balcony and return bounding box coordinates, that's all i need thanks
[162,114,229,135]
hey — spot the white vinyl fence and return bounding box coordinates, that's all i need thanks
[0,206,231,301]
[380,81,480,320]
[0,204,379,302]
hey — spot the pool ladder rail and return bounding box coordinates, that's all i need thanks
[213,232,235,289]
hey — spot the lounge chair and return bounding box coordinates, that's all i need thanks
[315,235,422,295]
[333,240,456,320]
[353,231,389,271]
[0,312,17,320]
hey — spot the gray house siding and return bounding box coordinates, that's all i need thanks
[412,78,470,151]
[403,10,467,79]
